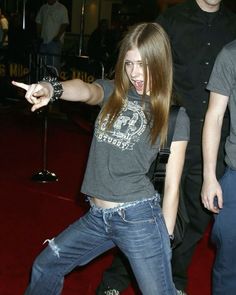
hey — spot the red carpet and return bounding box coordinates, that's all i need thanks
[0,101,215,294]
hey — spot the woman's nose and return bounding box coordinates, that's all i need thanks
[131,64,141,77]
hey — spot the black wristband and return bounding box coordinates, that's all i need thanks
[41,76,63,102]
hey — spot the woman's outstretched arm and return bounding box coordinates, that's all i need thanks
[12,79,104,112]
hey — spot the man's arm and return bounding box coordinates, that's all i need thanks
[53,23,68,41]
[54,5,69,41]
[201,92,228,213]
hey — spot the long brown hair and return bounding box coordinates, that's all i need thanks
[99,22,173,146]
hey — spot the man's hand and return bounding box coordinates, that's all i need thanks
[201,177,223,213]
[12,81,52,112]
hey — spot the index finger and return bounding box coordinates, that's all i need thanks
[12,81,29,91]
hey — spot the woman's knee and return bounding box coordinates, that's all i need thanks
[33,243,59,271]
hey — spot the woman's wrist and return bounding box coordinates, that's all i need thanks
[40,76,63,102]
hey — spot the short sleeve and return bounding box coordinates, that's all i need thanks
[207,45,236,97]
[94,79,114,106]
[172,107,190,142]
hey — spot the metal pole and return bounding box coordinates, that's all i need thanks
[31,107,58,183]
[31,55,58,183]
[78,0,86,56]
[22,0,27,30]
[42,112,48,171]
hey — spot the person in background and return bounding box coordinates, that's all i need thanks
[96,1,236,294]
[87,18,119,76]
[87,19,112,62]
[201,39,236,295]
[35,0,69,74]
[0,8,8,48]
[12,22,189,295]
[157,1,236,293]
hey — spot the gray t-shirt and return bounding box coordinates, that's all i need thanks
[81,79,190,202]
[207,40,236,170]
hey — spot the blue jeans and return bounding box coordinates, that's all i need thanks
[24,195,176,295]
[212,167,236,295]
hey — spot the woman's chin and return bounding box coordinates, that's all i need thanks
[134,88,144,95]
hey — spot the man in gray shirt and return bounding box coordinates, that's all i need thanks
[202,39,236,294]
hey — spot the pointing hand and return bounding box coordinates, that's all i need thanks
[12,81,52,112]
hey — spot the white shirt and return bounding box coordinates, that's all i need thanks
[35,1,69,44]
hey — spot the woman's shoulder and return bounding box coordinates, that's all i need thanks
[94,79,114,102]
[170,105,189,121]
[173,106,190,141]
[94,79,114,92]
[177,106,190,126]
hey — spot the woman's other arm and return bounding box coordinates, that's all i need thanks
[162,140,188,235]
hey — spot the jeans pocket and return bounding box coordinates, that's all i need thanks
[117,204,156,224]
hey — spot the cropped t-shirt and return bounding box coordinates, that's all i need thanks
[81,79,190,202]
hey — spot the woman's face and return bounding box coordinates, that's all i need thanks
[124,48,150,95]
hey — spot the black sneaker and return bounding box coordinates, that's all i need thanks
[104,289,120,295]
[96,284,120,295]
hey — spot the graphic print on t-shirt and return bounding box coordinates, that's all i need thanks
[95,101,147,151]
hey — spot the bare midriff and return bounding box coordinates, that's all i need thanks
[91,197,124,209]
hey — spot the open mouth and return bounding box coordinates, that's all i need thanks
[133,80,144,92]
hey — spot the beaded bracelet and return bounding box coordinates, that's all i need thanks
[41,76,63,102]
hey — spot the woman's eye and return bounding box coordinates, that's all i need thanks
[124,61,143,67]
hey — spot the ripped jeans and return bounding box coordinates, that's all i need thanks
[24,195,176,295]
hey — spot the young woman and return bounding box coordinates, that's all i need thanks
[13,22,189,295]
